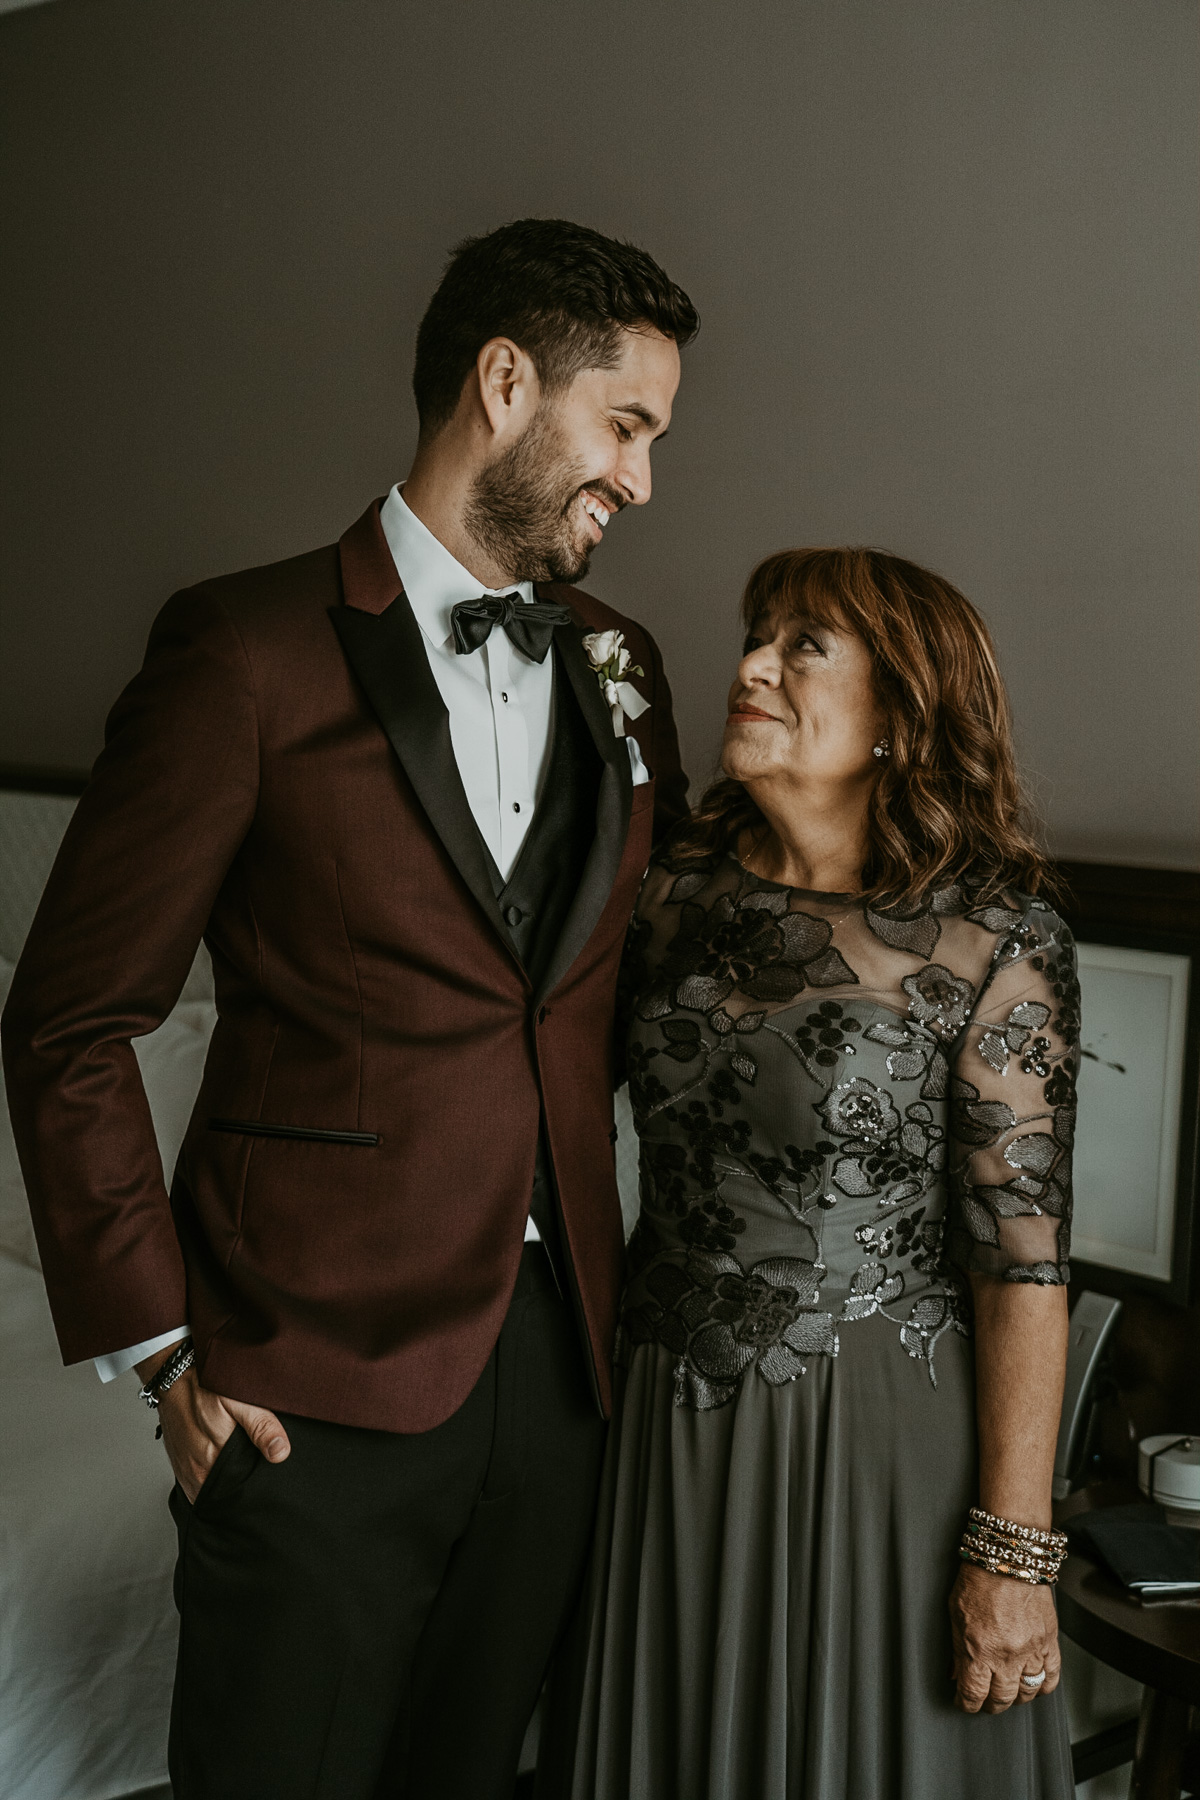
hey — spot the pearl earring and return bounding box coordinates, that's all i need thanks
[873,738,891,760]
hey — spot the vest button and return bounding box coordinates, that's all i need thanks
[512,802,521,813]
[504,904,523,926]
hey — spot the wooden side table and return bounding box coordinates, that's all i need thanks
[1057,1485,1200,1798]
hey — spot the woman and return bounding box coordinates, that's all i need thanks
[546,549,1077,1799]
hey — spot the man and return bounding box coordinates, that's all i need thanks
[2,217,697,1798]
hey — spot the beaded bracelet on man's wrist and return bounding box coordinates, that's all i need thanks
[137,1337,196,1409]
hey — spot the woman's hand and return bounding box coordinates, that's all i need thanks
[949,1562,1061,1713]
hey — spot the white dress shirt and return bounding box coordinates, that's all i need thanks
[381,486,553,880]
[95,485,648,1379]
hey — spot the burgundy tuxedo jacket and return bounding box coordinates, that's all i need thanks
[2,500,688,1430]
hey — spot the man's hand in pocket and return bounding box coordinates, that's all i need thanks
[136,1346,291,1504]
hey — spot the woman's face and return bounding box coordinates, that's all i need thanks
[721,607,885,791]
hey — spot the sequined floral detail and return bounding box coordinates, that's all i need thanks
[865,901,943,960]
[901,965,975,1038]
[819,1078,900,1144]
[1030,937,1082,1046]
[975,999,1052,1076]
[841,1258,905,1318]
[620,1246,836,1410]
[899,1292,968,1369]
[830,1098,946,1206]
[946,1067,1074,1285]
[831,1236,967,1384]
[634,884,857,1029]
[1043,1066,1074,1107]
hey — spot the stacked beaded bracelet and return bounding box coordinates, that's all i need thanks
[138,1336,195,1407]
[958,1507,1068,1586]
[137,1337,196,1437]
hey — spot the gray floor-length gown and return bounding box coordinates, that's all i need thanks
[547,849,1078,1800]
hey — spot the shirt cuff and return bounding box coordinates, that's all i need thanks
[627,736,651,786]
[94,1324,191,1384]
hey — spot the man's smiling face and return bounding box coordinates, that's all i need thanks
[464,327,680,584]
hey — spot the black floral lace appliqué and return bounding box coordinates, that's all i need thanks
[621,1243,836,1410]
[617,852,1078,1410]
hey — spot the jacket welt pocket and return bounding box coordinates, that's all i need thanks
[208,1118,380,1146]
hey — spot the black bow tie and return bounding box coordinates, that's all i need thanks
[449,593,572,664]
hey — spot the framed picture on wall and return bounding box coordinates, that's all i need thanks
[1057,862,1200,1307]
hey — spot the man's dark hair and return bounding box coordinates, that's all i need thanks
[413,218,699,434]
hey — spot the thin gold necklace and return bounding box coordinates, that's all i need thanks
[733,848,863,934]
[736,834,863,905]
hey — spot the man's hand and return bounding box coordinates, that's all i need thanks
[136,1345,290,1504]
[949,1562,1061,1713]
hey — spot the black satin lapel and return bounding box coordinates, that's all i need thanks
[535,631,634,1003]
[329,599,518,961]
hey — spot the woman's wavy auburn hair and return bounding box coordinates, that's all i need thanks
[673,547,1051,908]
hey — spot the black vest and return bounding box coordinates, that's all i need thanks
[481,649,604,1252]
[488,658,603,990]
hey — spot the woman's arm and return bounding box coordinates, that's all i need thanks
[943,900,1080,1713]
[949,1276,1069,1712]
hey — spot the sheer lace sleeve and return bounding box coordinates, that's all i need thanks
[946,903,1078,1285]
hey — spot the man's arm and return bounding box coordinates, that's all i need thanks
[94,1324,190,1382]
[1,585,259,1365]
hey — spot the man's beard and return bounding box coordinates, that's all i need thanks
[463,405,613,585]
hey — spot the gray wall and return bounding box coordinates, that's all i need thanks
[2,0,1196,866]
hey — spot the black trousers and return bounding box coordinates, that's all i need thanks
[167,1246,606,1799]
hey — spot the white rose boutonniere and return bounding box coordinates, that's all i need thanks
[582,629,650,739]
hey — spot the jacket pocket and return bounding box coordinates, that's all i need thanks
[208,1118,379,1146]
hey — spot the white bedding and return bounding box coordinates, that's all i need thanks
[0,1254,178,1800]
[0,790,217,1800]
